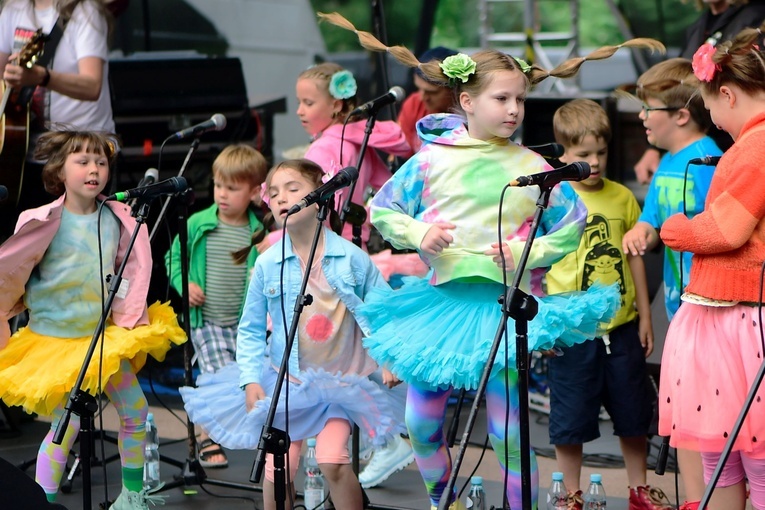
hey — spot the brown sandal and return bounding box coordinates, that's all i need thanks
[198,438,228,468]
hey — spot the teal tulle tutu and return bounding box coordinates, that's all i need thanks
[179,363,406,450]
[357,277,619,390]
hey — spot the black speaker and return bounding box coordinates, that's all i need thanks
[521,93,624,181]
[0,456,68,509]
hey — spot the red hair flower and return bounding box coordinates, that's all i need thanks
[692,42,720,82]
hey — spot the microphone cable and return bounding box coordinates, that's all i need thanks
[277,217,296,510]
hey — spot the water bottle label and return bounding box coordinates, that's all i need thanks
[304,488,325,510]
[145,461,159,480]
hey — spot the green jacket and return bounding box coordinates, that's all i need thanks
[165,203,263,328]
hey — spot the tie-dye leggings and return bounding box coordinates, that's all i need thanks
[35,360,148,495]
[406,368,538,508]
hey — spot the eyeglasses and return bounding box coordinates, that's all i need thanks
[641,104,681,117]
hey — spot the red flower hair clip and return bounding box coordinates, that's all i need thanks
[692,42,720,82]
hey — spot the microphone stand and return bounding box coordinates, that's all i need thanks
[52,198,153,510]
[339,112,376,247]
[147,136,261,495]
[149,137,200,242]
[249,201,330,510]
[437,184,554,510]
[334,111,405,510]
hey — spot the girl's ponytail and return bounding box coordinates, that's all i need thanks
[230,212,275,265]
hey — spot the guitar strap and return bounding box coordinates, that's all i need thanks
[17,17,64,108]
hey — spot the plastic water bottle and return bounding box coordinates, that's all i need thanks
[143,412,161,490]
[303,438,325,510]
[546,471,567,509]
[465,476,486,510]
[583,473,607,509]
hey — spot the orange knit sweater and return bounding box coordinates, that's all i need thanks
[661,111,765,302]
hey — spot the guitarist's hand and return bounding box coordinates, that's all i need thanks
[4,53,45,88]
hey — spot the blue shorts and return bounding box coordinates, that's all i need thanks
[547,319,654,445]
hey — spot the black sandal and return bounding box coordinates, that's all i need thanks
[198,438,228,468]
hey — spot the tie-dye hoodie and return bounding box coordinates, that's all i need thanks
[370,113,588,292]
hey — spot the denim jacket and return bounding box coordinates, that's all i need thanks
[236,228,388,388]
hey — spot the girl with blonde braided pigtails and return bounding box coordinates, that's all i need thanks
[319,10,664,510]
[318,11,664,88]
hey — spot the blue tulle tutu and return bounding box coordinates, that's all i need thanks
[357,277,620,390]
[179,362,406,450]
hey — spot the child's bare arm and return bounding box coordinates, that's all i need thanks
[623,222,659,256]
[628,252,654,357]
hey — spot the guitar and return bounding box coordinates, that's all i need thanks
[0,29,47,209]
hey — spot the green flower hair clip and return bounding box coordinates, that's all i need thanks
[439,53,476,86]
[514,57,531,74]
[328,70,357,100]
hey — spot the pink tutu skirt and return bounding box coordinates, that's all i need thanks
[658,302,765,458]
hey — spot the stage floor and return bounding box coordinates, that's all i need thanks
[0,384,700,510]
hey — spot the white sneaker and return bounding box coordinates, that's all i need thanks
[358,435,414,489]
[111,485,166,509]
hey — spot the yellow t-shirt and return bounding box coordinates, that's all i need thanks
[546,178,641,331]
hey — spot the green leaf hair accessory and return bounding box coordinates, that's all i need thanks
[328,70,357,100]
[514,57,531,74]
[439,53,476,86]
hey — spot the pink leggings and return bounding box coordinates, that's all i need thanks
[264,418,352,483]
[702,451,765,508]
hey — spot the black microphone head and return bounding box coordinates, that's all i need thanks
[170,176,189,192]
[572,161,591,179]
[337,166,360,183]
[211,113,227,131]
[528,143,565,159]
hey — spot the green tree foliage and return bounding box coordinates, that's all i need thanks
[311,0,701,53]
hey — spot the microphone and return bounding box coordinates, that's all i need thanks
[171,114,227,140]
[135,168,159,188]
[0,185,7,203]
[287,166,359,215]
[107,176,189,202]
[509,161,591,187]
[527,143,565,159]
[350,86,406,118]
[127,168,159,207]
[688,156,721,166]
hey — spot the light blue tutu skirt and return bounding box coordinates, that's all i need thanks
[358,277,619,390]
[179,362,406,450]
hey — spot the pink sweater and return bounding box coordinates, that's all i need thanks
[304,120,410,244]
[661,112,765,302]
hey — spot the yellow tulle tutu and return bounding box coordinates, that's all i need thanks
[0,302,186,416]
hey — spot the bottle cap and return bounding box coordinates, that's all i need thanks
[552,471,564,481]
[590,473,602,483]
[471,476,483,485]
[147,412,154,422]
[307,437,317,447]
